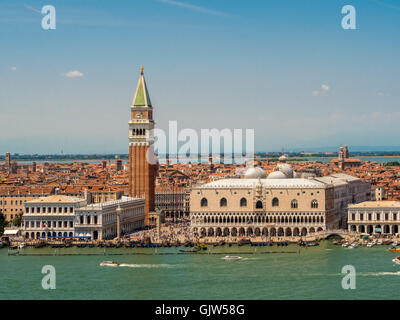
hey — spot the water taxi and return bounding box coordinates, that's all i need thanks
[100,261,120,267]
[221,256,243,261]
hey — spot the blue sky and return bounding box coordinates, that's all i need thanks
[0,0,399,154]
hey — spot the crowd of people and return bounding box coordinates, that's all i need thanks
[129,219,194,244]
[127,219,325,244]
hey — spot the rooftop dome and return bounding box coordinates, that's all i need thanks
[278,154,288,162]
[267,171,287,179]
[244,167,266,179]
[275,163,294,178]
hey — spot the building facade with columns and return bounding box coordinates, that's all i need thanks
[191,178,333,237]
[22,195,87,240]
[348,201,400,235]
[74,196,145,240]
[190,163,370,237]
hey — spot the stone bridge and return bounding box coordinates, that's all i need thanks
[314,229,357,239]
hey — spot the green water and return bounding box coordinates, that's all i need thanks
[1,241,400,300]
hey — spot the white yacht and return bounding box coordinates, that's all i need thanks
[100,261,120,267]
[221,256,243,261]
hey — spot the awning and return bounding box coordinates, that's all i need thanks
[375,228,382,233]
[3,229,19,235]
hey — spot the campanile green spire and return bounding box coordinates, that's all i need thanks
[132,65,152,107]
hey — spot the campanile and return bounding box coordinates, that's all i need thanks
[128,66,157,224]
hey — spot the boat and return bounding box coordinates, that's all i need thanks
[388,247,400,253]
[179,248,199,253]
[306,242,319,247]
[392,256,400,265]
[221,256,243,261]
[366,242,376,248]
[349,243,359,249]
[100,261,120,267]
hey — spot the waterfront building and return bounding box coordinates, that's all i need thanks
[128,66,158,224]
[190,163,370,237]
[74,196,145,240]
[314,173,371,229]
[348,201,400,235]
[22,195,87,239]
[155,187,190,220]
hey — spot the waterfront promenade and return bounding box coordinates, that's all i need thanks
[6,220,400,249]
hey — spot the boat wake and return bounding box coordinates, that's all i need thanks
[118,264,177,268]
[358,271,400,277]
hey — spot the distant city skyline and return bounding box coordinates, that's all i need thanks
[1,0,399,154]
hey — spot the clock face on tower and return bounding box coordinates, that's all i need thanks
[136,112,143,119]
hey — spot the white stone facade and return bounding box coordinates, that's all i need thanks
[74,196,145,240]
[348,201,400,235]
[190,173,370,237]
[23,195,87,240]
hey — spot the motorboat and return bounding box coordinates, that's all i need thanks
[349,243,359,249]
[221,256,243,261]
[342,242,349,248]
[388,247,400,253]
[100,261,120,267]
[366,242,376,248]
[392,256,400,265]
[306,242,319,247]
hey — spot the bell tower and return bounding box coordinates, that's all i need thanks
[128,66,157,224]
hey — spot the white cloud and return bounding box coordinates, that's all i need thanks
[63,70,84,78]
[377,91,390,97]
[158,0,228,17]
[10,66,17,71]
[312,84,330,96]
[24,4,42,14]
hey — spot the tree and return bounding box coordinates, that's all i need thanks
[386,161,400,167]
[12,214,23,227]
[0,211,9,236]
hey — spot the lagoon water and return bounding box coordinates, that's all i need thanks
[17,156,400,165]
[1,241,400,300]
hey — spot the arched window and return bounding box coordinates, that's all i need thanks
[256,200,263,209]
[291,199,298,209]
[272,197,279,207]
[240,198,247,207]
[220,198,227,207]
[311,199,318,209]
[200,198,208,207]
